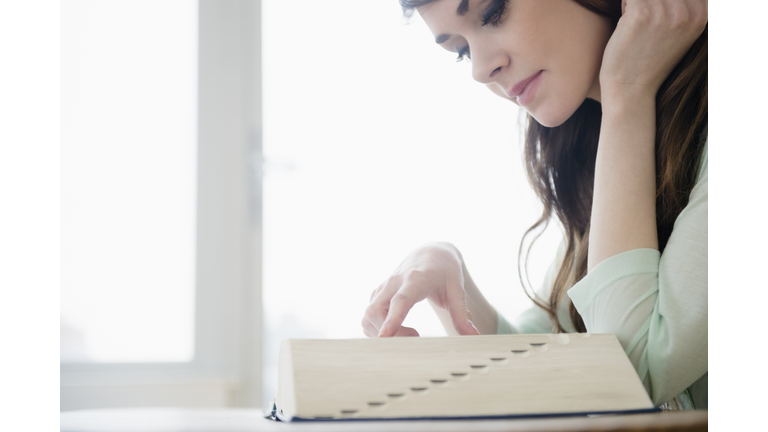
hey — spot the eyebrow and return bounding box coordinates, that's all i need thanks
[435,0,470,44]
[456,0,470,15]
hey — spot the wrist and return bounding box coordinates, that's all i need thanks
[599,83,657,116]
[462,265,497,335]
[599,90,657,143]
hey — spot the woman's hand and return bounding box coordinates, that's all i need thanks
[599,0,707,103]
[362,242,482,338]
[588,2,707,270]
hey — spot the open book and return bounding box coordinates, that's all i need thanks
[275,333,656,421]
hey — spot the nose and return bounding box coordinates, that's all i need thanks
[470,43,509,85]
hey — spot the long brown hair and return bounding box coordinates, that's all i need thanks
[519,0,707,332]
[400,0,709,332]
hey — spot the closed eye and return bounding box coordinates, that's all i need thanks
[456,46,470,62]
[482,0,509,27]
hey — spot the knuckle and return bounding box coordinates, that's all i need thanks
[363,306,382,322]
[454,303,470,314]
[451,304,471,318]
[404,268,427,283]
[669,9,689,29]
[390,292,412,305]
[631,6,651,24]
[405,267,439,285]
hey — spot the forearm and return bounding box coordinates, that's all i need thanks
[588,92,658,272]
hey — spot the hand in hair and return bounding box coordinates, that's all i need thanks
[599,0,708,103]
[362,242,485,338]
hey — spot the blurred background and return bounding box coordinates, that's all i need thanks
[61,0,562,412]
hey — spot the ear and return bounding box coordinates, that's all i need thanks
[621,0,627,15]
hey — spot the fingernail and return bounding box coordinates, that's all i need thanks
[378,323,387,337]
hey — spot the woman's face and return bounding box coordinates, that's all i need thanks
[418,0,613,127]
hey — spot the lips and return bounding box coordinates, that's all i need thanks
[507,70,543,99]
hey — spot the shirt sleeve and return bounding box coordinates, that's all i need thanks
[567,140,708,406]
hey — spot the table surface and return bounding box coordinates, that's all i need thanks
[60,408,708,432]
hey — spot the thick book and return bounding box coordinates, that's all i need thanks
[275,333,656,422]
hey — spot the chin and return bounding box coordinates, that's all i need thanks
[527,108,571,128]
[526,99,584,128]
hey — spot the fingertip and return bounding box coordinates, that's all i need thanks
[378,322,389,338]
[457,320,480,336]
[469,322,480,335]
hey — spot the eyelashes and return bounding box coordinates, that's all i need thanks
[456,46,470,62]
[482,0,509,28]
[455,0,510,62]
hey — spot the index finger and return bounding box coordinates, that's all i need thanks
[378,282,422,337]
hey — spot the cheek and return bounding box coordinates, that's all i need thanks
[528,24,612,126]
[485,84,519,107]
[522,74,584,127]
[517,0,612,121]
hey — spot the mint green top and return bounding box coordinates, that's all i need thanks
[497,135,708,409]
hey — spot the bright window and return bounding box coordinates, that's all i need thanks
[61,0,198,363]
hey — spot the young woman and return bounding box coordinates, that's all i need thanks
[361,0,708,409]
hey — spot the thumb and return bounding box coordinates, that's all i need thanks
[445,281,480,336]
